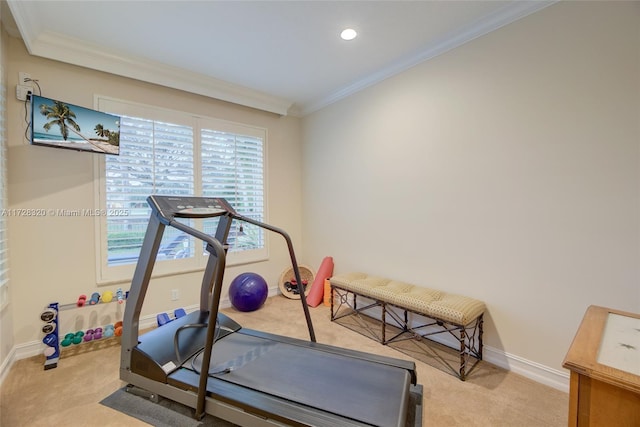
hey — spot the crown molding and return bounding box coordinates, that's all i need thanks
[6,1,292,116]
[300,0,558,116]
[4,0,38,41]
[7,0,556,117]
[34,31,292,115]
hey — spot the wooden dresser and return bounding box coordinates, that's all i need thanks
[563,305,640,426]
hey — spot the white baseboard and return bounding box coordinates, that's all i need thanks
[483,345,569,392]
[399,327,569,392]
[393,322,570,392]
[1,287,568,394]
[390,324,569,392]
[0,345,16,387]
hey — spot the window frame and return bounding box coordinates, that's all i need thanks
[93,95,269,285]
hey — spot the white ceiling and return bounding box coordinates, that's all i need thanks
[4,1,553,116]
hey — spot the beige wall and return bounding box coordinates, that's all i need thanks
[302,1,640,376]
[5,37,304,347]
[0,9,14,366]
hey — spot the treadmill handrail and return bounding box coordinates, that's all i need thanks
[193,211,317,419]
[231,212,316,343]
[132,206,229,420]
[194,227,227,420]
[145,198,317,419]
[161,212,316,344]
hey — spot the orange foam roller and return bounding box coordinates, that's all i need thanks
[323,279,331,307]
[306,256,334,308]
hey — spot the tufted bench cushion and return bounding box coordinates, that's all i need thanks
[330,272,486,380]
[330,273,485,326]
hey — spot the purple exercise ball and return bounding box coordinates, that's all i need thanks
[229,272,268,312]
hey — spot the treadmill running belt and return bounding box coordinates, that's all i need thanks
[191,332,410,427]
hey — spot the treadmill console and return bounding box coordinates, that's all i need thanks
[148,195,236,220]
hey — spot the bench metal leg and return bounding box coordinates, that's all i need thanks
[404,310,408,333]
[459,327,467,381]
[478,314,484,360]
[381,303,386,343]
[330,285,335,320]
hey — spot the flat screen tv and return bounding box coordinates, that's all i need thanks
[31,94,120,155]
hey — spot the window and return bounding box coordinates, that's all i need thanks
[95,97,267,283]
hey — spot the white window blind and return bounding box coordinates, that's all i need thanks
[105,116,195,266]
[201,129,264,251]
[95,97,267,283]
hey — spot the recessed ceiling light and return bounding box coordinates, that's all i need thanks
[340,28,357,41]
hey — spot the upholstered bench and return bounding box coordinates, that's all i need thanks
[330,272,485,380]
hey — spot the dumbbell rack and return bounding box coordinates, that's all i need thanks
[40,294,126,370]
[40,303,60,370]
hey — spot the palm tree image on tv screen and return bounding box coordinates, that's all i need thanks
[31,94,120,155]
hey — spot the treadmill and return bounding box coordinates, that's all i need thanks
[120,195,423,427]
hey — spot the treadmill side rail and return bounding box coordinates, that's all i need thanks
[120,213,165,378]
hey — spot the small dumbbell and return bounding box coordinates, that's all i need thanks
[93,327,103,340]
[114,321,123,336]
[102,291,113,303]
[77,294,87,307]
[157,312,171,327]
[42,322,56,334]
[83,329,94,342]
[104,325,115,338]
[88,292,100,305]
[40,308,57,322]
[72,331,84,345]
[42,333,57,347]
[61,333,74,347]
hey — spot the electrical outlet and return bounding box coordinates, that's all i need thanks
[16,85,32,101]
[18,72,31,85]
[171,289,179,301]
